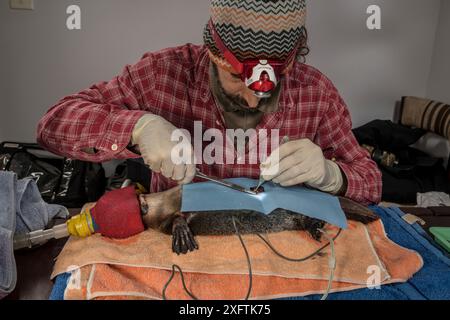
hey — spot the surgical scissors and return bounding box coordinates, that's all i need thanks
[195,170,257,195]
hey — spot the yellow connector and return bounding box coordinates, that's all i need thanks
[66,208,96,238]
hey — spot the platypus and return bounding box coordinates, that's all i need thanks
[139,185,379,255]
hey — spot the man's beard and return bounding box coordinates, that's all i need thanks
[209,63,281,115]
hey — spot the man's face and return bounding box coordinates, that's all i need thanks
[211,63,281,114]
[216,66,261,110]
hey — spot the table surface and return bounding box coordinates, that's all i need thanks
[4,207,450,300]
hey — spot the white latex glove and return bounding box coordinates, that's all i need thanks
[132,114,196,184]
[261,139,344,194]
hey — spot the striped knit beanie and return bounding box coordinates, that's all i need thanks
[204,0,307,72]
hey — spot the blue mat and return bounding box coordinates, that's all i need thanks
[49,272,70,300]
[182,179,348,229]
[49,206,450,300]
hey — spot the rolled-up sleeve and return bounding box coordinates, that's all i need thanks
[315,88,382,205]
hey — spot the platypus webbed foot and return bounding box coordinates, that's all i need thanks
[172,216,199,255]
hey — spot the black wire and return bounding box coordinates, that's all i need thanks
[162,217,255,301]
[255,228,342,262]
[162,219,343,300]
[233,218,342,262]
[162,264,198,300]
[232,216,253,300]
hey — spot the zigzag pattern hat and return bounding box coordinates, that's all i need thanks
[204,0,307,72]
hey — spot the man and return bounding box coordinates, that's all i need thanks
[37,0,382,205]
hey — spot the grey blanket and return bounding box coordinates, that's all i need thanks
[0,171,69,298]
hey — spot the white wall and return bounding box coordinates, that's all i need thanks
[427,0,450,104]
[0,0,444,143]
[0,0,210,143]
[308,0,441,127]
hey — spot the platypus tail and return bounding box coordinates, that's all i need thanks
[338,197,380,224]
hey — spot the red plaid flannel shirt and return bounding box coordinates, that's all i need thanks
[37,44,382,205]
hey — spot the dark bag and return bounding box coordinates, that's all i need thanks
[0,142,106,208]
[353,120,450,204]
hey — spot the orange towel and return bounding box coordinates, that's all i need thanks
[55,220,423,300]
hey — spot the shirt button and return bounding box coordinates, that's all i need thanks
[111,144,118,151]
[216,120,221,126]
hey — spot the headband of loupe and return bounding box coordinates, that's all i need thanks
[208,19,300,98]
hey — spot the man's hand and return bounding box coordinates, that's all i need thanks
[132,114,196,184]
[260,139,344,194]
